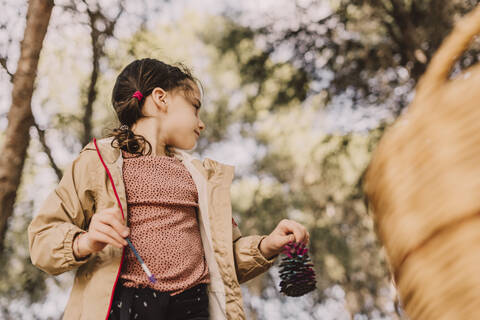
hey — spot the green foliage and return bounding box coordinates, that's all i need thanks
[0,200,49,306]
[206,21,311,124]
[219,0,480,116]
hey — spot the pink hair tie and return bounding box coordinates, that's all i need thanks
[132,90,143,101]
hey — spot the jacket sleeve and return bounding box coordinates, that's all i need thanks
[232,219,279,284]
[28,148,96,275]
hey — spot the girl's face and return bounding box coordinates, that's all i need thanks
[162,83,205,150]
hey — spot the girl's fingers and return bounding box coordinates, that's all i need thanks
[93,223,128,246]
[281,220,309,244]
[89,230,125,249]
[293,227,305,244]
[295,222,307,244]
[87,207,130,251]
[293,221,309,244]
[97,211,130,237]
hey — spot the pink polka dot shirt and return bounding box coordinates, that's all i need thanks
[119,150,210,295]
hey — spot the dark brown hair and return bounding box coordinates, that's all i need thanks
[105,58,202,157]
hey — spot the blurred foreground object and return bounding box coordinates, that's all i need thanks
[364,4,480,320]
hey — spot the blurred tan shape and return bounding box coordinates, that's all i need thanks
[364,4,480,319]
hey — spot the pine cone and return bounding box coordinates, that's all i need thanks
[278,241,316,297]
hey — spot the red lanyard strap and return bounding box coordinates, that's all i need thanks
[93,138,125,220]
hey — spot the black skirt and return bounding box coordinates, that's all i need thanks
[108,280,209,320]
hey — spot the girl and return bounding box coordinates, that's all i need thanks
[28,58,310,320]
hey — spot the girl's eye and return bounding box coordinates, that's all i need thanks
[192,106,199,116]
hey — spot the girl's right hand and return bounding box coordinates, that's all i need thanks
[74,207,130,258]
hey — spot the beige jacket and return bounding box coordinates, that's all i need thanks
[28,136,278,320]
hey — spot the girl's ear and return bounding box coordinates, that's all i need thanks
[151,87,168,112]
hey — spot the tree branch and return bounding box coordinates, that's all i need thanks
[0,56,14,81]
[33,122,62,181]
[81,0,125,146]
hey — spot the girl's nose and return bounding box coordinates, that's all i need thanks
[199,119,206,131]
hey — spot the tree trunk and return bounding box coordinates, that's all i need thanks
[0,0,54,253]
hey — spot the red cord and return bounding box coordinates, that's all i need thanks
[93,138,126,319]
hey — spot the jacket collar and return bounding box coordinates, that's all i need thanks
[89,136,233,183]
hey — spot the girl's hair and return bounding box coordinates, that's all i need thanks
[105,58,202,157]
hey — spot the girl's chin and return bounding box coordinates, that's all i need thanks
[171,134,198,150]
[175,140,197,151]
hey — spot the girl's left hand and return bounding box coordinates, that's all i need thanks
[259,219,310,260]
